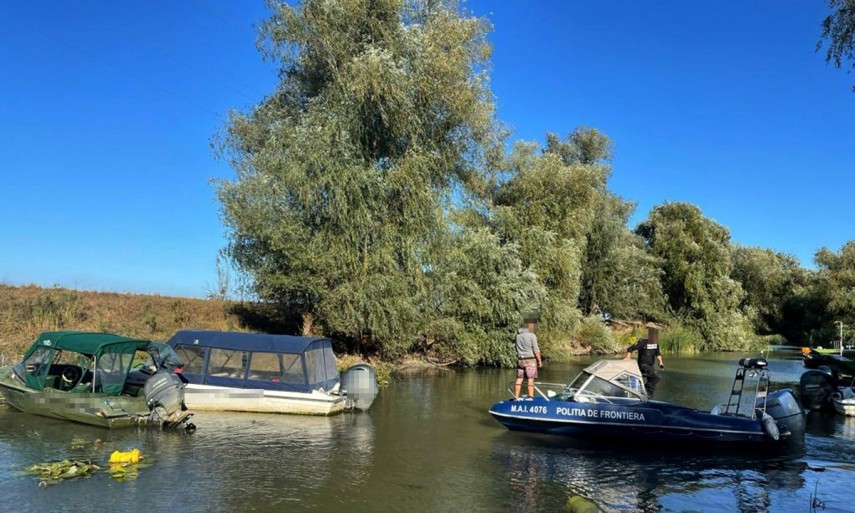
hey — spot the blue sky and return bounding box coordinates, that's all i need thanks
[1,1,852,298]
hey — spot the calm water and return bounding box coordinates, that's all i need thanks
[2,351,855,513]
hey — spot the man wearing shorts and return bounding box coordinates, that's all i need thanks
[513,318,542,400]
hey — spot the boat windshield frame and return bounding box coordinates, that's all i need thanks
[565,369,647,402]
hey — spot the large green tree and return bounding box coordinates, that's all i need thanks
[217,0,511,357]
[814,240,855,339]
[819,0,855,91]
[636,202,751,350]
[491,135,611,349]
[730,246,807,336]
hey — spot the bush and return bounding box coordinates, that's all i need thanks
[575,316,616,355]
[659,325,701,354]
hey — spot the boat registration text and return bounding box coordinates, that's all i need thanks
[509,404,646,422]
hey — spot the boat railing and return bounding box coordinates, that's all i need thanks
[505,381,570,400]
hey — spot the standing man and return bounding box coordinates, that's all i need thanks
[514,316,542,400]
[624,326,664,398]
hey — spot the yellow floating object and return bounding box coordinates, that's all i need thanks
[109,449,141,464]
[566,495,598,513]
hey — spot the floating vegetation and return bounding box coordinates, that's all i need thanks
[26,460,100,487]
[108,462,144,481]
[25,449,148,486]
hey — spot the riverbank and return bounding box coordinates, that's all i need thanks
[0,283,762,373]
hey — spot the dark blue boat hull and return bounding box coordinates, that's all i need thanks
[489,397,794,445]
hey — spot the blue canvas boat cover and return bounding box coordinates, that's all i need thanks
[166,330,326,354]
[166,330,339,392]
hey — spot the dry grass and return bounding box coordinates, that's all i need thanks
[0,284,250,360]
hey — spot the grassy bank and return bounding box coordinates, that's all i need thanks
[0,284,761,371]
[0,284,246,360]
[0,284,397,379]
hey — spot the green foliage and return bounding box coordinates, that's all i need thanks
[730,245,806,336]
[636,202,754,350]
[818,0,855,92]
[809,240,855,343]
[421,227,545,366]
[573,316,616,355]
[492,137,609,347]
[217,0,545,361]
[658,325,700,354]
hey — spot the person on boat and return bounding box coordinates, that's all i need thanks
[513,316,543,400]
[624,326,664,398]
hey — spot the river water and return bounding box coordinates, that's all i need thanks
[2,351,854,512]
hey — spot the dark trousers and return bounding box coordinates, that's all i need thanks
[639,363,660,397]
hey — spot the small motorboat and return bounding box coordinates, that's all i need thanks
[0,331,194,429]
[165,330,378,415]
[800,364,855,414]
[489,358,805,446]
[801,348,855,376]
[832,387,855,416]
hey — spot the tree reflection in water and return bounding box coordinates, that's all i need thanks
[492,433,808,512]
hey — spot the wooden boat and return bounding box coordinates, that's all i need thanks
[0,331,193,429]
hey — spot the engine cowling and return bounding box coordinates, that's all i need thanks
[143,370,191,428]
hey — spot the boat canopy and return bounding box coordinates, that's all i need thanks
[572,359,647,401]
[26,331,150,356]
[166,330,339,393]
[15,331,152,394]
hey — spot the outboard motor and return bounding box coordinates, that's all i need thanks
[143,370,193,429]
[340,364,378,411]
[799,366,837,411]
[759,389,806,440]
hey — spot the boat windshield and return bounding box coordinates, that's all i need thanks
[568,371,645,400]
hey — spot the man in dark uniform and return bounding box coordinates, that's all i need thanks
[624,326,664,398]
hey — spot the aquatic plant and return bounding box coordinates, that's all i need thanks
[26,460,100,486]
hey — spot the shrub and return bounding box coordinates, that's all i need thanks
[659,325,701,354]
[575,316,616,355]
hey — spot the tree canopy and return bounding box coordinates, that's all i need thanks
[819,0,855,91]
[215,0,854,362]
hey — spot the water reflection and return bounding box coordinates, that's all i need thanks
[2,352,855,513]
[0,406,374,513]
[492,433,808,513]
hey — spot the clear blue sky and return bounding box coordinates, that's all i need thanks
[1,1,852,298]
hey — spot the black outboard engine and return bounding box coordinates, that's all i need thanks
[340,364,379,411]
[799,366,837,411]
[143,370,192,428]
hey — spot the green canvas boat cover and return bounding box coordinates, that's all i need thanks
[17,331,152,394]
[27,331,150,356]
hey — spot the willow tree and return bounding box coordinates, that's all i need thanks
[814,240,855,336]
[730,246,807,336]
[636,202,751,350]
[819,0,855,91]
[216,0,501,356]
[491,131,614,353]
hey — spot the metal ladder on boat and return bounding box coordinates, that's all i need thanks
[723,358,769,417]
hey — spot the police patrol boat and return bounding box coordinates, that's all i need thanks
[489,358,805,446]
